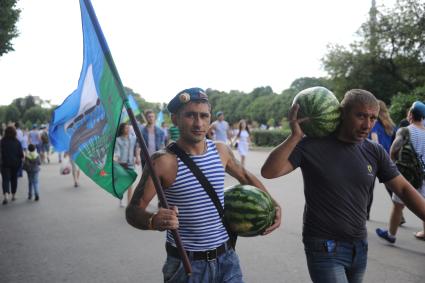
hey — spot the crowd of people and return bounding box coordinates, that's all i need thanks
[1,123,51,204]
[2,87,425,283]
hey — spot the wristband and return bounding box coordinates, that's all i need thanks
[148,213,157,230]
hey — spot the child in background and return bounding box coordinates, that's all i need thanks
[23,144,41,201]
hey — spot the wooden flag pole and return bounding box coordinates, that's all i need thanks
[81,0,192,275]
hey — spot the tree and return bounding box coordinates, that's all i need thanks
[11,95,38,117]
[23,106,50,125]
[0,0,21,56]
[322,0,425,102]
[4,104,20,123]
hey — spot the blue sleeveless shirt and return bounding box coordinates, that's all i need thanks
[165,139,229,251]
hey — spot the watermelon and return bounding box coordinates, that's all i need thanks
[292,86,340,137]
[224,184,276,237]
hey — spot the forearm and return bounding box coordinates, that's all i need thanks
[398,187,425,221]
[125,203,154,230]
[261,134,302,178]
[125,169,155,230]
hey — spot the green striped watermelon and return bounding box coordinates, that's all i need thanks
[224,184,276,237]
[292,86,340,137]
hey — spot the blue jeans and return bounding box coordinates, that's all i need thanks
[27,172,40,197]
[162,249,244,283]
[303,237,368,283]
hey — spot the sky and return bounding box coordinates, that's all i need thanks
[0,0,397,106]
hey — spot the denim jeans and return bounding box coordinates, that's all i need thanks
[303,237,368,283]
[27,172,39,197]
[162,249,244,283]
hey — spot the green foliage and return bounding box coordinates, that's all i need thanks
[390,86,425,123]
[251,129,290,147]
[0,0,21,56]
[23,106,50,125]
[124,87,161,121]
[4,104,20,123]
[11,95,38,115]
[322,0,425,103]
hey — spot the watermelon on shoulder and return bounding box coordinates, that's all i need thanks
[224,184,276,237]
[292,86,340,138]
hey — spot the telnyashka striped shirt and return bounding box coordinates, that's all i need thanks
[165,139,229,251]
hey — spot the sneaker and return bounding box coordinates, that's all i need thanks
[376,228,396,243]
[28,195,32,200]
[74,182,78,188]
[35,195,39,201]
[11,195,16,201]
[2,199,7,205]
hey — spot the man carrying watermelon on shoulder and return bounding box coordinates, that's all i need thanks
[261,88,425,283]
[126,87,281,283]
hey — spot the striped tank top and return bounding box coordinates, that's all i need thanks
[165,139,229,251]
[408,125,425,172]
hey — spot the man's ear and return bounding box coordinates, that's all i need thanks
[171,113,178,126]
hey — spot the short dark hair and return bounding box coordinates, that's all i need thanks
[144,109,154,116]
[117,123,128,137]
[28,144,36,152]
[4,126,16,139]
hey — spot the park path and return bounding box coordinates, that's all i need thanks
[0,149,424,282]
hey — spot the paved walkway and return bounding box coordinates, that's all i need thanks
[0,150,424,282]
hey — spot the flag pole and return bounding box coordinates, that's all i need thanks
[81,0,192,275]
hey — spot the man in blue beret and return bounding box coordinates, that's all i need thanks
[126,87,281,283]
[377,100,425,243]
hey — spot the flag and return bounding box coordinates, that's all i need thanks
[156,110,164,128]
[121,94,141,123]
[49,0,137,199]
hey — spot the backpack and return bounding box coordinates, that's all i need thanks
[23,157,39,173]
[41,132,49,144]
[395,127,425,189]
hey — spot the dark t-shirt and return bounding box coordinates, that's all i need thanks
[289,135,399,240]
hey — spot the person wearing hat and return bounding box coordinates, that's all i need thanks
[126,87,281,282]
[208,110,232,144]
[376,101,425,243]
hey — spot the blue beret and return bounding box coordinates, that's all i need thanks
[167,87,208,113]
[411,101,425,118]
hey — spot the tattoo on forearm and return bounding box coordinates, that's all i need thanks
[129,168,150,206]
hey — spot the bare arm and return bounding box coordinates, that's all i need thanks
[125,151,178,231]
[261,104,306,179]
[389,127,408,160]
[216,143,282,235]
[385,175,425,221]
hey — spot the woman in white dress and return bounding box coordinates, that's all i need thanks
[235,119,250,167]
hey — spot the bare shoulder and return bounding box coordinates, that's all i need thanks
[214,141,232,157]
[151,149,178,187]
[396,127,409,138]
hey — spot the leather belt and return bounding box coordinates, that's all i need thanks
[166,240,232,261]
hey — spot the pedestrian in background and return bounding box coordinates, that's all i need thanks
[367,100,397,220]
[234,119,251,167]
[376,101,425,243]
[23,144,41,201]
[115,123,140,207]
[1,126,24,205]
